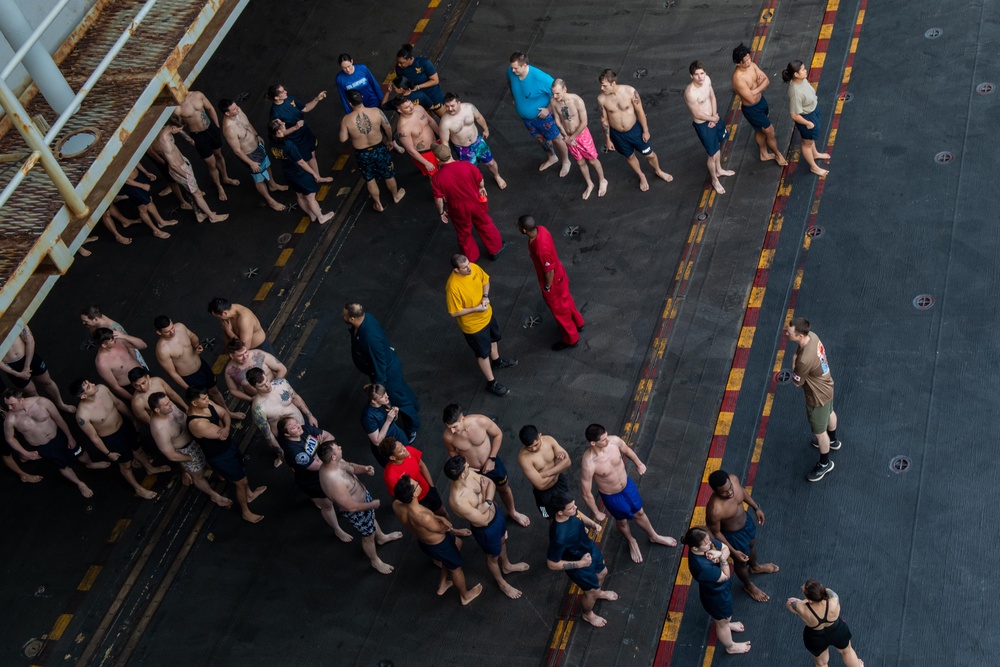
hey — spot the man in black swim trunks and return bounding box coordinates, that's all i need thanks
[516,425,571,520]
[731,43,788,166]
[1,325,75,413]
[177,90,239,200]
[185,387,266,523]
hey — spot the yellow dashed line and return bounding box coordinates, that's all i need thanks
[295,218,311,234]
[661,613,684,641]
[317,184,330,202]
[691,506,706,526]
[702,645,716,666]
[275,248,294,267]
[726,368,744,391]
[748,286,766,309]
[77,565,102,591]
[811,52,826,69]
[701,458,723,481]
[714,412,732,436]
[212,355,229,375]
[414,18,429,32]
[819,23,834,39]
[49,614,73,640]
[108,519,130,543]
[254,282,274,302]
[738,326,756,348]
[758,249,774,269]
[333,154,349,170]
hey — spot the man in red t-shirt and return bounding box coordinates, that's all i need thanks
[517,215,585,350]
[430,143,505,263]
[379,437,448,516]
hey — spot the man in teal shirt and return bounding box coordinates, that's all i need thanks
[507,52,571,176]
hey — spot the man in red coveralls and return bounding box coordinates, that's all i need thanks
[516,215,585,350]
[431,143,506,263]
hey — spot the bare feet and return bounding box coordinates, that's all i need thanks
[509,511,531,527]
[436,579,454,596]
[651,535,678,547]
[720,168,736,176]
[759,151,776,162]
[595,589,619,601]
[223,177,240,186]
[638,175,650,192]
[502,561,530,574]
[20,473,43,483]
[655,170,674,183]
[269,183,289,192]
[598,179,608,197]
[335,529,354,543]
[144,464,171,475]
[317,176,334,183]
[815,152,831,160]
[452,528,472,537]
[115,235,132,245]
[376,531,403,545]
[180,201,193,210]
[208,213,229,224]
[627,538,643,563]
[218,189,228,202]
[750,563,779,574]
[242,511,264,523]
[729,621,745,632]
[725,641,751,654]
[78,483,95,498]
[499,582,523,599]
[318,211,335,224]
[229,411,246,420]
[392,188,406,204]
[195,212,206,223]
[460,583,484,605]
[559,160,571,177]
[539,155,560,172]
[582,611,607,627]
[86,461,111,470]
[211,494,233,508]
[247,485,267,502]
[712,179,726,194]
[272,455,283,469]
[810,166,829,177]
[582,183,595,200]
[744,583,770,602]
[775,154,789,166]
[372,200,384,213]
[136,488,158,500]
[79,247,92,257]
[267,201,288,212]
[153,230,171,239]
[158,186,171,197]
[159,219,179,227]
[371,559,394,574]
[494,175,508,189]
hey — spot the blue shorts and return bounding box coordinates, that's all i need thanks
[795,108,821,141]
[471,506,507,557]
[600,477,643,520]
[204,442,246,483]
[356,144,396,182]
[609,123,652,158]
[523,116,561,142]
[722,509,757,554]
[418,531,463,570]
[700,584,734,620]
[479,454,509,487]
[246,142,272,184]
[455,136,494,165]
[567,547,605,591]
[340,490,376,536]
[99,421,140,464]
[693,121,728,156]
[740,95,771,131]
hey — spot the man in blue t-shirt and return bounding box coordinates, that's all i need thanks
[267,83,327,180]
[507,52,571,176]
[546,494,618,628]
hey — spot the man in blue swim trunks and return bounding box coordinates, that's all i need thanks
[445,455,529,599]
[731,43,788,166]
[507,52,571,175]
[339,90,406,213]
[392,474,483,605]
[439,93,507,189]
[580,423,677,563]
[597,69,673,192]
[219,99,289,211]
[685,61,737,194]
[706,469,778,602]
[546,494,617,628]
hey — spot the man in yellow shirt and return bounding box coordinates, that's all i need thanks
[445,254,517,396]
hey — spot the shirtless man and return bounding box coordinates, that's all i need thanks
[147,392,232,508]
[580,423,676,563]
[71,380,169,499]
[392,474,483,605]
[247,367,316,467]
[128,367,186,425]
[438,93,507,189]
[207,298,274,355]
[517,424,571,520]
[550,79,608,199]
[219,98,288,211]
[706,469,778,602]
[3,389,109,497]
[339,90,405,213]
[444,455,529,598]
[176,90,239,200]
[155,116,229,223]
[394,97,441,176]
[186,387,265,523]
[1,325,75,412]
[153,316,242,418]
[93,327,147,401]
[441,404,530,526]
[317,440,402,573]
[597,69,673,192]
[731,43,787,165]
[684,61,736,194]
[80,305,147,367]
[223,339,286,403]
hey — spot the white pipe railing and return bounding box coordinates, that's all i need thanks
[0,0,75,80]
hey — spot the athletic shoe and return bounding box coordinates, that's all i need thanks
[490,357,518,370]
[810,437,842,450]
[487,380,510,397]
[551,340,578,351]
[806,460,835,482]
[488,242,509,261]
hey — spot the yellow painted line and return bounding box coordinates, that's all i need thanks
[676,558,692,586]
[811,52,826,69]
[775,349,785,368]
[253,282,274,302]
[777,181,792,197]
[819,23,834,39]
[691,506,706,526]
[726,368,744,391]
[383,74,395,85]
[701,458,722,481]
[108,519,130,543]
[77,565,102,591]
[295,218,311,234]
[414,18,429,32]
[559,620,574,649]
[758,249,774,269]
[747,286,766,309]
[714,412,732,436]
[702,645,716,666]
[212,355,229,375]
[333,154,349,171]
[842,66,852,82]
[661,613,683,641]
[49,613,73,640]
[429,0,441,6]
[662,297,674,319]
[738,326,755,348]
[752,434,765,463]
[768,213,783,231]
[828,0,839,9]
[857,9,865,23]
[317,184,331,202]
[275,248,294,267]
[684,261,695,281]
[142,475,156,489]
[762,392,774,417]
[549,620,565,648]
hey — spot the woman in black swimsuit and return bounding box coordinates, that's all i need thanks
[786,579,864,666]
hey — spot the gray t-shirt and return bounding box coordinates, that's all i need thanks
[788,80,818,115]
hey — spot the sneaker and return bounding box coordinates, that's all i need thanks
[490,357,518,370]
[488,242,509,261]
[810,437,842,450]
[487,380,510,397]
[806,460,835,482]
[551,340,578,351]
